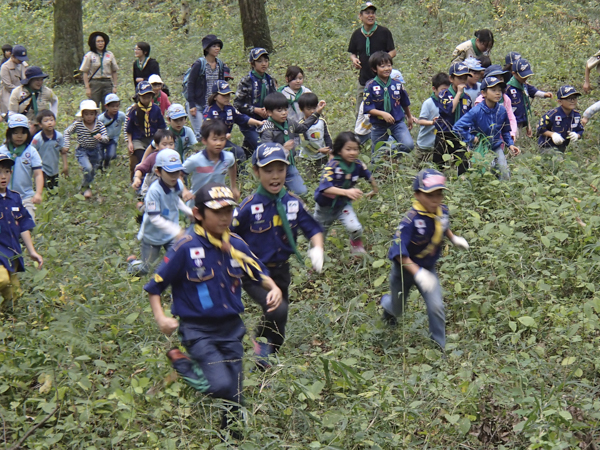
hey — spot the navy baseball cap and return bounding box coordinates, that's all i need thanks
[505,51,522,66]
[195,182,237,210]
[449,62,472,77]
[413,169,448,193]
[481,76,506,91]
[252,143,290,167]
[557,85,581,99]
[484,64,508,78]
[155,149,184,172]
[0,154,15,168]
[249,47,269,62]
[12,45,28,62]
[514,59,533,78]
[136,80,153,96]
[213,80,233,95]
[21,66,48,85]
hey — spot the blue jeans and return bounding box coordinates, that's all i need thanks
[381,260,446,349]
[139,239,174,275]
[371,121,414,156]
[491,146,510,180]
[238,122,260,157]
[76,146,102,188]
[100,139,117,166]
[285,164,307,195]
[186,102,204,140]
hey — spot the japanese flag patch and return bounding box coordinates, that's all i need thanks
[251,203,264,214]
[190,247,205,259]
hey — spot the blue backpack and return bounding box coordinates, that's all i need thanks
[182,57,225,101]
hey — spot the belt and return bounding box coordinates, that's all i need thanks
[266,260,289,268]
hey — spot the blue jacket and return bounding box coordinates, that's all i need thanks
[0,189,35,273]
[434,88,473,133]
[363,78,411,125]
[125,104,166,141]
[187,57,230,110]
[453,101,514,150]
[203,104,250,134]
[314,158,372,208]
[537,106,584,149]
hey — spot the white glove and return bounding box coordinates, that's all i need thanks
[308,247,324,273]
[551,133,565,145]
[450,235,469,250]
[414,268,438,293]
[568,131,579,142]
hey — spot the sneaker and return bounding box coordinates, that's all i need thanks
[83,189,92,199]
[166,349,210,391]
[253,340,272,371]
[350,239,367,254]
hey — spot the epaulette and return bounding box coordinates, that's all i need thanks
[238,194,255,210]
[173,233,194,251]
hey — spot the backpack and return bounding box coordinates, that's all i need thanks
[182,57,224,101]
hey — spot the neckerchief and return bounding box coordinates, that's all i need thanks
[507,76,531,124]
[267,117,296,166]
[24,86,40,116]
[256,185,303,264]
[137,102,152,136]
[412,200,444,258]
[251,70,268,106]
[169,126,185,158]
[331,156,356,207]
[470,38,482,57]
[374,76,392,113]
[278,86,303,105]
[7,143,27,158]
[136,56,148,71]
[361,23,378,56]
[94,51,106,76]
[448,85,467,123]
[193,224,264,281]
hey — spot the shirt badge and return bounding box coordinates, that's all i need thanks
[287,200,299,213]
[287,213,297,221]
[252,203,264,214]
[255,213,262,220]
[230,259,241,268]
[190,247,205,259]
[373,86,381,92]
[415,219,426,228]
[555,116,562,123]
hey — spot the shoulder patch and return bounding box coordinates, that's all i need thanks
[238,194,256,210]
[173,234,193,251]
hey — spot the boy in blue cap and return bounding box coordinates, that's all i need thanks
[363,51,414,157]
[453,76,520,180]
[380,169,469,350]
[230,142,324,368]
[163,103,197,161]
[234,48,277,155]
[537,86,584,153]
[506,58,552,139]
[145,182,281,436]
[0,154,43,312]
[98,93,126,169]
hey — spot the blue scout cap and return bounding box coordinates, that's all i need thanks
[252,143,290,167]
[249,47,269,62]
[167,103,187,119]
[505,51,522,66]
[155,149,184,173]
[136,80,153,96]
[413,169,448,193]
[213,80,233,95]
[480,76,505,91]
[196,182,237,210]
[390,69,405,83]
[514,59,533,78]
[0,154,15,168]
[7,113,29,129]
[12,45,28,62]
[21,66,48,85]
[464,57,485,72]
[360,2,377,12]
[449,62,472,77]
[484,64,508,78]
[104,93,120,105]
[557,85,581,99]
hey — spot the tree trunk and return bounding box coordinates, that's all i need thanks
[53,0,84,84]
[238,0,274,53]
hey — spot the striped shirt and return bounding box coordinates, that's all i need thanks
[204,65,219,104]
[63,119,109,149]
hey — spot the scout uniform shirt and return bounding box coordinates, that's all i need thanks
[167,126,197,160]
[79,51,119,81]
[537,106,584,149]
[203,104,251,135]
[506,80,539,126]
[138,178,185,245]
[434,88,473,133]
[0,144,42,200]
[182,149,235,196]
[0,189,35,272]
[144,227,268,320]
[363,78,411,125]
[8,85,58,122]
[388,203,450,269]
[230,190,322,263]
[31,130,65,177]
[98,110,127,142]
[314,158,372,208]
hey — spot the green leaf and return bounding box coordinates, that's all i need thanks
[33,268,48,283]
[561,356,576,366]
[373,275,386,288]
[517,316,536,327]
[124,312,139,324]
[444,414,460,424]
[458,417,471,435]
[74,194,86,201]
[372,259,386,268]
[558,410,572,421]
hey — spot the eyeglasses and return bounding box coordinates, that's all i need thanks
[151,83,163,87]
[362,10,376,15]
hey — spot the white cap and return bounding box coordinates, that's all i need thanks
[155,149,184,172]
[148,74,163,84]
[7,113,29,129]
[104,93,120,105]
[76,100,100,117]
[167,103,187,120]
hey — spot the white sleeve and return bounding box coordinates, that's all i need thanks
[177,198,193,217]
[534,91,548,98]
[148,214,182,236]
[50,97,59,116]
[583,101,600,119]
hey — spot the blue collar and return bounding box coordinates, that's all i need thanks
[202,149,225,162]
[159,178,181,194]
[41,130,58,142]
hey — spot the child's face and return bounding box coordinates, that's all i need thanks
[215,93,231,107]
[559,96,578,112]
[157,136,175,150]
[482,85,503,103]
[513,73,529,84]
[288,73,304,91]
[451,74,469,89]
[11,128,28,146]
[29,78,44,90]
[157,168,181,188]
[40,116,56,132]
[301,105,316,118]
[195,206,234,237]
[375,62,392,79]
[252,56,269,74]
[433,83,450,96]
[207,44,222,58]
[3,50,11,59]
[82,110,97,124]
[338,140,360,164]
[169,117,186,131]
[202,132,227,154]
[415,189,444,214]
[0,165,12,192]
[151,83,163,95]
[469,71,483,84]
[139,93,154,106]
[106,102,120,116]
[268,107,288,124]
[254,162,287,195]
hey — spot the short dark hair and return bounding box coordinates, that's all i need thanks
[0,159,13,170]
[193,201,206,221]
[153,128,175,146]
[285,66,304,82]
[332,131,361,156]
[474,29,494,50]
[137,42,150,56]
[250,55,269,66]
[264,92,289,112]
[200,118,228,139]
[477,55,492,68]
[298,92,319,110]
[369,50,393,72]
[432,72,451,89]
[36,109,56,124]
[6,126,32,147]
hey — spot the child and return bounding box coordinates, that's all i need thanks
[98,93,126,169]
[182,120,239,204]
[144,182,281,435]
[8,66,58,131]
[233,48,277,154]
[298,92,333,165]
[0,114,44,220]
[0,154,44,313]
[131,129,176,197]
[364,51,414,157]
[259,92,326,195]
[31,110,67,189]
[506,58,552,138]
[583,49,600,94]
[416,72,450,152]
[475,65,517,139]
[537,85,584,153]
[313,132,378,254]
[582,100,600,126]
[451,29,494,63]
[278,66,312,123]
[432,62,473,174]
[136,149,193,274]
[380,169,469,350]
[463,57,485,103]
[126,81,166,180]
[504,51,521,75]
[163,103,197,161]
[230,143,324,368]
[203,80,264,164]
[149,74,171,115]
[63,100,109,199]
[453,76,520,180]
[1,44,11,65]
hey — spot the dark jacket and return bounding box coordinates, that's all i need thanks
[132,58,161,86]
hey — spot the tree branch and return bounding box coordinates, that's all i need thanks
[8,405,59,450]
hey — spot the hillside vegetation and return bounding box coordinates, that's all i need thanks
[1,0,600,448]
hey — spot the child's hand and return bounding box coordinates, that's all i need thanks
[582,117,589,126]
[189,107,197,117]
[61,147,69,154]
[128,141,134,154]
[526,126,533,138]
[473,136,479,145]
[316,100,326,114]
[254,107,268,119]
[345,188,363,201]
[94,134,103,141]
[406,115,414,130]
[32,193,42,205]
[61,166,69,177]
[131,177,142,189]
[283,140,295,151]
[182,190,194,202]
[318,147,331,154]
[157,316,179,335]
[85,87,92,98]
[456,84,466,93]
[380,112,395,124]
[351,55,362,70]
[29,251,43,268]
[225,133,232,140]
[583,81,591,94]
[231,187,241,201]
[509,145,521,156]
[266,286,283,312]
[544,92,553,99]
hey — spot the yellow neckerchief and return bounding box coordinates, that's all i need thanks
[412,200,444,258]
[137,101,152,136]
[194,224,263,281]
